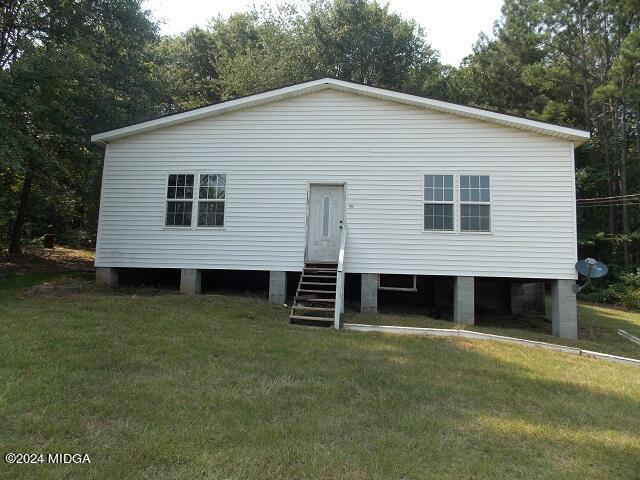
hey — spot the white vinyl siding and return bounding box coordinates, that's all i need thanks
[95,88,577,280]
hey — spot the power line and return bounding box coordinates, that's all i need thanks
[576,193,640,203]
[577,200,640,206]
[577,202,640,208]
[577,193,640,201]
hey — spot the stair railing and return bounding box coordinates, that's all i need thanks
[334,225,347,330]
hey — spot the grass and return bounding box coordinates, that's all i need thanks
[344,301,640,360]
[0,269,639,479]
[0,245,94,294]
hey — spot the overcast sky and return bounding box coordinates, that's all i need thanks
[143,0,504,66]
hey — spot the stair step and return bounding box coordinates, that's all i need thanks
[297,289,336,294]
[302,274,337,279]
[295,296,336,303]
[293,305,334,312]
[304,269,337,274]
[305,261,338,265]
[289,315,334,323]
[301,281,337,286]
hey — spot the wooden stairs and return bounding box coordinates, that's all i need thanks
[289,261,338,327]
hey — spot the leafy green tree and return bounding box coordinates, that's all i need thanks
[210,6,312,100]
[150,27,219,111]
[460,0,547,116]
[0,0,163,253]
[593,26,640,265]
[305,0,439,90]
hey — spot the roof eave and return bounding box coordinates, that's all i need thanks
[91,78,591,145]
[327,79,591,145]
[91,79,331,144]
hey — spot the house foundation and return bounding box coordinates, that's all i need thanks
[511,281,545,316]
[360,273,378,314]
[454,276,475,325]
[269,271,287,304]
[551,279,577,339]
[96,267,118,287]
[180,268,201,295]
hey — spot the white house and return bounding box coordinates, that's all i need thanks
[91,78,589,338]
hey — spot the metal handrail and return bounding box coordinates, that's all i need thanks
[334,225,347,329]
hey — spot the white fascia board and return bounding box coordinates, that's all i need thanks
[91,78,590,145]
[328,79,590,144]
[90,79,329,144]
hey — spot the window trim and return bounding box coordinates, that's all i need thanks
[459,173,492,234]
[421,173,493,235]
[378,274,418,292]
[162,172,228,230]
[196,173,227,229]
[422,173,456,233]
[163,172,196,228]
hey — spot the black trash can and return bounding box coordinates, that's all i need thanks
[43,234,55,249]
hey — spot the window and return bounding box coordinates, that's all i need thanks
[424,175,454,231]
[198,174,226,227]
[165,174,194,226]
[322,196,330,238]
[460,175,490,231]
[378,274,417,292]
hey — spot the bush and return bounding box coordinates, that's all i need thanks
[621,288,640,311]
[580,269,640,311]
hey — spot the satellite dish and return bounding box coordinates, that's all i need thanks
[575,258,608,292]
[576,258,608,278]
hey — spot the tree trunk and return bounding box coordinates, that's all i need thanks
[602,111,615,233]
[619,106,630,268]
[8,166,34,255]
[636,104,640,176]
[577,1,592,140]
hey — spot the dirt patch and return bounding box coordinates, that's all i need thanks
[27,277,97,296]
[0,246,94,276]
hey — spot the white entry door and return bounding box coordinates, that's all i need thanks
[307,184,345,262]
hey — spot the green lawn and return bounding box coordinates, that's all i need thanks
[1,275,639,479]
[344,301,640,360]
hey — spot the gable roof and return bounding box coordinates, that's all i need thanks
[91,78,590,145]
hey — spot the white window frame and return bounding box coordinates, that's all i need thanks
[378,274,418,292]
[162,172,228,230]
[164,173,195,228]
[196,173,227,229]
[422,173,456,233]
[459,174,492,233]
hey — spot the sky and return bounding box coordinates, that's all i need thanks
[143,0,504,66]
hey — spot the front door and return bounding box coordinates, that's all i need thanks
[307,184,345,262]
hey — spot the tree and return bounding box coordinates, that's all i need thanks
[0,0,163,253]
[210,5,312,100]
[150,27,219,111]
[593,26,640,266]
[459,0,547,116]
[305,0,439,91]
[152,0,444,104]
